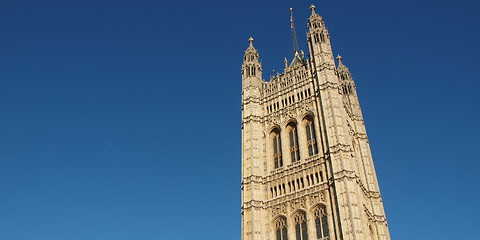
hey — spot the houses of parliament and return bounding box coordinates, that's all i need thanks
[241,5,390,240]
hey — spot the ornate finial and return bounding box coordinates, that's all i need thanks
[284,58,288,69]
[337,55,343,64]
[310,4,316,13]
[301,50,305,59]
[248,37,254,46]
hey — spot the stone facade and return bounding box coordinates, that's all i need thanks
[241,5,390,240]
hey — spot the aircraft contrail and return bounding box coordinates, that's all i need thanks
[104,140,128,158]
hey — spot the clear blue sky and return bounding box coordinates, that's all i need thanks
[1,0,479,239]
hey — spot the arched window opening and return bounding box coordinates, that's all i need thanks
[305,118,319,156]
[288,123,300,163]
[272,129,283,168]
[314,206,329,239]
[275,217,288,240]
[294,212,308,240]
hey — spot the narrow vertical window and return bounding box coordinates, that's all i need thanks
[294,213,307,240]
[288,123,300,163]
[275,218,288,240]
[273,130,283,168]
[314,206,329,239]
[321,216,329,237]
[305,119,318,156]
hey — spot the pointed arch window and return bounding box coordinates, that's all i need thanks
[314,206,329,239]
[320,33,325,42]
[305,119,319,156]
[294,212,308,240]
[275,217,288,240]
[288,123,300,163]
[272,130,283,168]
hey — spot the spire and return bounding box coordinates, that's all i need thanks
[337,55,344,67]
[308,4,323,27]
[337,55,351,80]
[337,55,347,70]
[243,36,262,81]
[244,36,259,63]
[290,7,300,55]
[246,37,256,52]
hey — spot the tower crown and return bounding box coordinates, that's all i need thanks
[337,55,352,81]
[307,5,324,31]
[244,37,259,63]
[242,37,262,89]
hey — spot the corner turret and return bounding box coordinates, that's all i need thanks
[242,37,263,90]
[307,4,335,67]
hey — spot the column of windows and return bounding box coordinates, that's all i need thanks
[272,130,283,168]
[314,206,330,239]
[305,119,319,156]
[275,218,288,240]
[272,116,319,169]
[273,207,330,240]
[288,124,300,163]
[294,213,308,240]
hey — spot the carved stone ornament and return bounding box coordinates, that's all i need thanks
[307,191,326,204]
[269,117,279,125]
[289,197,306,210]
[286,111,295,120]
[271,203,287,216]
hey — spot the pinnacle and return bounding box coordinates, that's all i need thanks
[248,37,254,46]
[310,4,316,13]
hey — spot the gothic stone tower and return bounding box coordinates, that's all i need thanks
[241,5,390,240]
